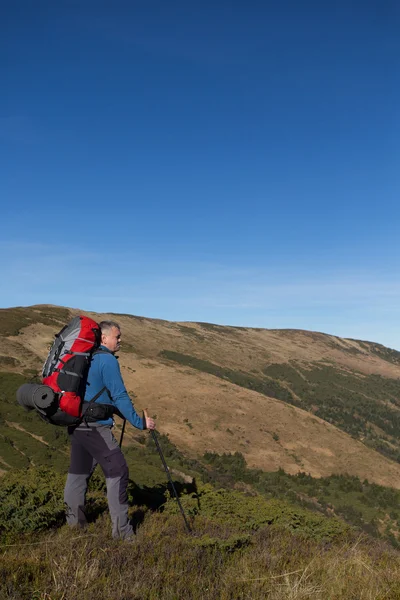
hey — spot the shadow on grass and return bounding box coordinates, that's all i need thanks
[85,477,199,531]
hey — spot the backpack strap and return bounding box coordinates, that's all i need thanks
[77,349,113,426]
[87,348,113,406]
[92,348,120,360]
[87,386,108,405]
[76,386,109,428]
[92,348,112,356]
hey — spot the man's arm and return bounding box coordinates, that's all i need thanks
[100,356,144,429]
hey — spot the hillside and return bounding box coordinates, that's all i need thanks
[3,466,400,600]
[1,304,400,490]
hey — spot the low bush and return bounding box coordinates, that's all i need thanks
[0,467,66,536]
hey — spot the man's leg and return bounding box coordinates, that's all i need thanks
[64,429,96,528]
[67,425,133,539]
[95,427,133,540]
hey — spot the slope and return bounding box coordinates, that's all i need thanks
[1,305,400,489]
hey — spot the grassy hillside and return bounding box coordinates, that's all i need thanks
[1,359,400,550]
[2,305,400,546]
[2,303,400,597]
[2,463,400,599]
[158,349,400,464]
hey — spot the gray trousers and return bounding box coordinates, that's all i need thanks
[64,424,133,539]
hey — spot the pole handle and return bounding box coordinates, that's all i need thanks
[143,408,149,430]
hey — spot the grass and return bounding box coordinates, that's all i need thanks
[263,362,400,463]
[159,350,295,403]
[176,324,205,340]
[119,342,136,353]
[1,510,400,599]
[0,306,70,336]
[4,307,400,595]
[0,370,71,472]
[354,339,400,365]
[195,321,238,334]
[159,351,400,466]
[1,430,400,597]
[3,320,400,561]
[0,356,19,368]
[202,452,400,545]
[3,425,400,548]
[3,370,400,551]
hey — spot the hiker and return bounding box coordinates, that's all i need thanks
[64,320,155,540]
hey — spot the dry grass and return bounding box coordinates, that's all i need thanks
[2,512,400,600]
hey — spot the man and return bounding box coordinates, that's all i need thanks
[64,320,155,540]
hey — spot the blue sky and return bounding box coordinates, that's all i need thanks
[1,1,399,348]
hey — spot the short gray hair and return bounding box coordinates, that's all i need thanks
[100,320,121,334]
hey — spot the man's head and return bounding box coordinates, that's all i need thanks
[99,321,121,353]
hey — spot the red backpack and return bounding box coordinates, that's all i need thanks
[42,315,101,417]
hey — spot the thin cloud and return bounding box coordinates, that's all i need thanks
[1,239,400,348]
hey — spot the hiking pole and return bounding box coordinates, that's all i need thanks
[119,418,126,448]
[144,409,192,534]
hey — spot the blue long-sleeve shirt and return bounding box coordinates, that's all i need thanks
[84,346,144,429]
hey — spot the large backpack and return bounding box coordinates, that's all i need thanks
[42,315,101,417]
[17,315,116,426]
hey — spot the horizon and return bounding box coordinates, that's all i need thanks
[1,2,399,350]
[2,299,400,353]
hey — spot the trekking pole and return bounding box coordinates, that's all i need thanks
[144,409,192,534]
[119,418,126,448]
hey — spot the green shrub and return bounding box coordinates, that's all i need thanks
[0,306,70,336]
[0,467,66,535]
[164,482,351,542]
[263,362,400,464]
[159,350,294,402]
[0,371,27,403]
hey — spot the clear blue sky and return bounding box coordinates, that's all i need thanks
[1,1,399,348]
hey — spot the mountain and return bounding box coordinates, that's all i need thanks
[1,304,400,489]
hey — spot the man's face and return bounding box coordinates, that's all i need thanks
[101,326,121,353]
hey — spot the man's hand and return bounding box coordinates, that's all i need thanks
[145,415,156,430]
